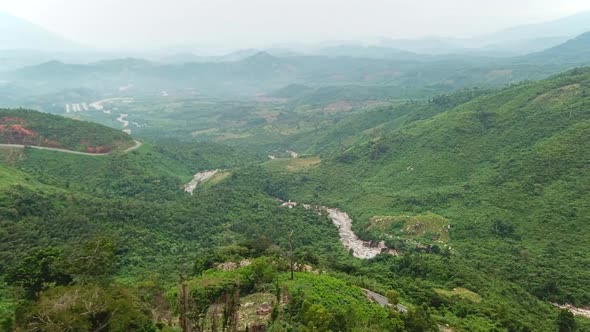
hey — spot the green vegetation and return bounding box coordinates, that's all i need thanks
[368,213,450,245]
[2,65,590,331]
[264,156,322,172]
[0,109,134,152]
[434,287,482,303]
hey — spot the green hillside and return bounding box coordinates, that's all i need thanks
[0,109,134,153]
[272,68,590,306]
[2,70,590,330]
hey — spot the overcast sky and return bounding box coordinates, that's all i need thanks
[1,0,590,52]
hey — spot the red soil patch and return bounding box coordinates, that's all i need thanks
[0,118,40,145]
[0,117,26,125]
[85,146,112,154]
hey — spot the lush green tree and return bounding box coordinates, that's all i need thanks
[4,247,72,299]
[304,304,334,332]
[556,309,576,332]
[403,306,437,332]
[61,237,117,283]
[20,285,155,332]
[386,289,400,305]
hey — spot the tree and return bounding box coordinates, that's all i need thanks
[23,285,155,332]
[304,304,334,332]
[556,309,576,332]
[403,305,437,332]
[193,250,219,276]
[386,289,400,305]
[5,247,72,300]
[62,237,118,283]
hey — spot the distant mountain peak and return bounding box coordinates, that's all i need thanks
[0,12,84,52]
[249,51,276,59]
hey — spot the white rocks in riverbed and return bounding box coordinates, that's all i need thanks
[326,208,387,259]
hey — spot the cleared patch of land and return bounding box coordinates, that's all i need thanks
[236,293,276,330]
[200,171,231,189]
[264,156,321,172]
[435,288,481,303]
[183,170,220,194]
[369,213,450,244]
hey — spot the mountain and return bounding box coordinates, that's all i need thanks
[378,36,465,55]
[375,12,590,57]
[523,31,590,64]
[0,109,134,153]
[0,12,83,52]
[314,44,419,60]
[156,49,263,64]
[4,51,560,99]
[484,11,590,44]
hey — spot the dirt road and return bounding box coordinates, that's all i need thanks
[362,289,408,313]
[0,140,142,156]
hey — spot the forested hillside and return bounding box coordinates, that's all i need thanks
[0,109,134,153]
[271,68,590,307]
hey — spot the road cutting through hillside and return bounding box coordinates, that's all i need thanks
[0,140,142,156]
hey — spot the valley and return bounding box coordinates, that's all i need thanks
[1,6,590,332]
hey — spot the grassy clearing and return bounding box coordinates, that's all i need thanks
[264,156,321,172]
[201,171,232,189]
[368,213,450,243]
[434,288,482,303]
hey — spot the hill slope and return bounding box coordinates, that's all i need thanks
[278,68,590,305]
[0,109,134,153]
[524,31,590,64]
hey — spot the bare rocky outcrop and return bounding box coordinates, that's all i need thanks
[183,170,219,194]
[553,303,590,319]
[326,208,390,259]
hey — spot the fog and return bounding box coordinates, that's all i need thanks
[1,0,590,52]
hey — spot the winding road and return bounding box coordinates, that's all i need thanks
[363,289,408,313]
[0,140,142,156]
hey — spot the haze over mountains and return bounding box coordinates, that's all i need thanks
[2,10,590,66]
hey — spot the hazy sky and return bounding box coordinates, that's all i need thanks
[1,0,590,52]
